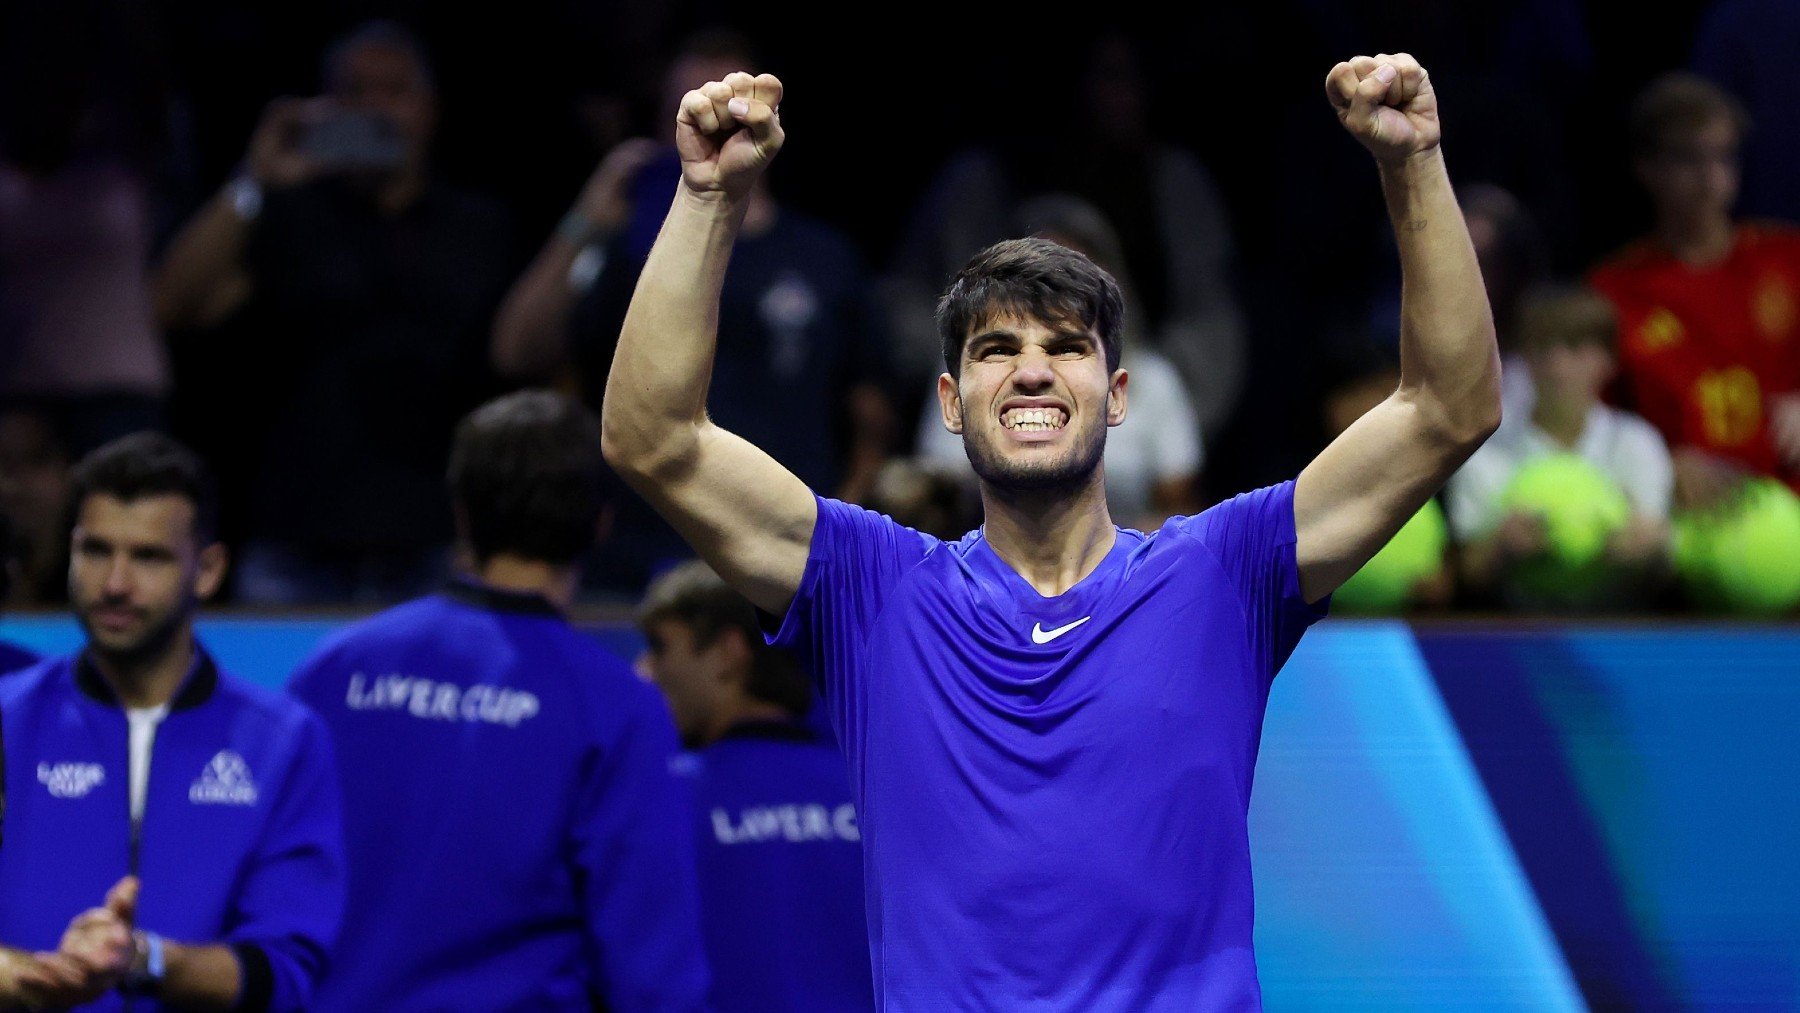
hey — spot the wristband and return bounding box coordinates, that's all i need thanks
[120,929,165,995]
[228,176,264,221]
[555,209,602,247]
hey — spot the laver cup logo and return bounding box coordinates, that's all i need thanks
[38,762,106,799]
[190,751,259,806]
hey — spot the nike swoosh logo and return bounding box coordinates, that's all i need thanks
[1031,616,1092,644]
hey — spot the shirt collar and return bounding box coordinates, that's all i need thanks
[443,576,564,618]
[74,644,219,713]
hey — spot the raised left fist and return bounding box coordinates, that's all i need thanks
[1326,53,1440,165]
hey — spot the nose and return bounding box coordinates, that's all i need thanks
[103,556,133,598]
[1011,346,1055,391]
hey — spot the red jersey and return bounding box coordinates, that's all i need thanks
[1590,224,1800,487]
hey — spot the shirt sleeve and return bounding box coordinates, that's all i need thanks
[1171,481,1329,687]
[763,496,937,719]
[575,683,709,1012]
[223,707,345,1013]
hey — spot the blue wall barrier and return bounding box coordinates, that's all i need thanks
[5,615,1795,1006]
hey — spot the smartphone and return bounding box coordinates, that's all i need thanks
[298,110,407,173]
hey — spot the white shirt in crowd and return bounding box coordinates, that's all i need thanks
[915,347,1204,525]
[1446,401,1674,540]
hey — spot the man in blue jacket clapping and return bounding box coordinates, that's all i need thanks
[0,433,344,1011]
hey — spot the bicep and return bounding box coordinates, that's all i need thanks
[1295,392,1483,602]
[617,420,815,615]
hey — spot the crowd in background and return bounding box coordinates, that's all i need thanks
[3,1,1799,616]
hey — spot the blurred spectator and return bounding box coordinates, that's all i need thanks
[0,509,37,674]
[1692,0,1800,225]
[289,391,708,1011]
[1447,288,1673,609]
[0,411,72,604]
[0,433,344,1010]
[915,195,1203,529]
[1589,73,1800,512]
[496,29,896,594]
[885,31,1246,442]
[155,20,514,604]
[0,3,180,458]
[863,459,981,543]
[638,561,872,1013]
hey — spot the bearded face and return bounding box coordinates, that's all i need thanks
[938,313,1125,498]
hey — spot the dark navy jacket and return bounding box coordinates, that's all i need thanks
[686,720,873,1011]
[0,647,345,1012]
[288,580,709,1011]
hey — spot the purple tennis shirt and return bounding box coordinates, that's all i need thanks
[766,480,1330,1010]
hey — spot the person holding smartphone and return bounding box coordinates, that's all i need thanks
[154,20,515,607]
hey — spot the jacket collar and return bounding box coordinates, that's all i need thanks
[444,576,563,618]
[74,644,219,713]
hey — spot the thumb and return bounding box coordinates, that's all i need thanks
[106,876,139,923]
[727,98,782,153]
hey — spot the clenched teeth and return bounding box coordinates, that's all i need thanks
[1002,407,1068,431]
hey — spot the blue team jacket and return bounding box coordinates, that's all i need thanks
[686,720,874,1011]
[288,579,710,1011]
[0,648,345,1012]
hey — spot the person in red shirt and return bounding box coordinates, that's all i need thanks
[1589,73,1800,509]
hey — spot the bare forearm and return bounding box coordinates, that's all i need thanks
[492,235,589,379]
[0,946,33,1007]
[154,187,254,330]
[601,188,748,470]
[1381,148,1501,442]
[157,941,240,1009]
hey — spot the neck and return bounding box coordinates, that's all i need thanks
[1656,212,1734,265]
[92,629,195,709]
[473,554,579,612]
[1531,397,1592,448]
[707,695,792,744]
[979,472,1117,597]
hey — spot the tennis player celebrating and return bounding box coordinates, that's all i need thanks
[604,54,1498,1010]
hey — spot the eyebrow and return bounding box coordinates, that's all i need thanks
[965,330,1019,357]
[966,327,1096,351]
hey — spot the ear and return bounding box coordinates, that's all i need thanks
[195,542,229,602]
[711,627,756,687]
[936,372,965,436]
[1107,367,1130,427]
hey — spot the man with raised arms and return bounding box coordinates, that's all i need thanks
[602,55,1500,1009]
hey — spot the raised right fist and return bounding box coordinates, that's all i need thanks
[676,72,784,201]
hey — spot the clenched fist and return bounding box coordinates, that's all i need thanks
[1326,54,1440,165]
[676,72,784,201]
